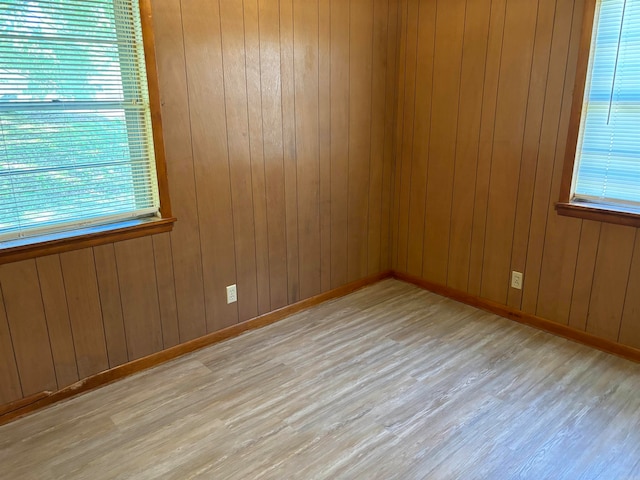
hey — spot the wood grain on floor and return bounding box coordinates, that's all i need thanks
[1,279,639,479]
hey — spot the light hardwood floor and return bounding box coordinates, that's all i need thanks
[1,279,639,479]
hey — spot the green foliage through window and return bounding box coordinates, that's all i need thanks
[0,0,159,241]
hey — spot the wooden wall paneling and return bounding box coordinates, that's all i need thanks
[4,0,640,409]
[293,0,322,298]
[366,0,389,276]
[379,0,400,271]
[258,0,288,310]
[394,0,419,272]
[568,221,601,331]
[405,0,436,277]
[319,0,332,292]
[521,0,579,315]
[181,0,239,332]
[151,0,206,343]
[505,0,557,309]
[219,0,260,321]
[535,216,582,324]
[0,287,21,404]
[36,256,79,388]
[59,249,109,379]
[619,233,640,349]
[93,244,128,367]
[244,0,272,315]
[467,0,508,296]
[446,0,492,291]
[329,0,350,288]
[152,234,180,348]
[347,0,374,282]
[479,0,540,303]
[421,0,466,284]
[280,0,300,303]
[532,0,584,323]
[114,237,164,361]
[586,224,636,342]
[0,261,57,396]
[389,0,408,271]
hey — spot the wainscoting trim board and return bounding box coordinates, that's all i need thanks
[392,270,640,364]
[0,271,392,426]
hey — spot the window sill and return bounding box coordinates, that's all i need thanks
[0,216,176,265]
[555,201,640,228]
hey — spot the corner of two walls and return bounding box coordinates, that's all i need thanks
[389,0,640,351]
[3,0,639,410]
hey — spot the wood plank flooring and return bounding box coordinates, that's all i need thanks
[1,279,639,479]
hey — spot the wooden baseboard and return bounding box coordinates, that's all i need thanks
[0,271,392,426]
[392,270,640,364]
[6,268,634,426]
[0,391,51,417]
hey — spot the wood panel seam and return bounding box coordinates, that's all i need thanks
[242,0,264,316]
[0,282,23,399]
[91,250,112,366]
[465,0,495,293]
[176,0,208,340]
[108,247,130,364]
[445,0,470,285]
[618,229,639,343]
[150,238,167,349]
[34,262,61,392]
[472,0,507,296]
[366,0,375,276]
[418,0,436,279]
[566,220,584,323]
[55,256,80,382]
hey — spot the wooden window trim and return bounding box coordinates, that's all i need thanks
[0,0,175,265]
[556,0,640,228]
[555,201,640,228]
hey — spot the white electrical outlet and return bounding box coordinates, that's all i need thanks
[226,284,237,304]
[511,271,523,290]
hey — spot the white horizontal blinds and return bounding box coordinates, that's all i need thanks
[0,0,159,241]
[573,0,640,208]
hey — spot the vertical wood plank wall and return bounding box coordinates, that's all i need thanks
[392,0,640,352]
[2,0,640,410]
[0,0,400,406]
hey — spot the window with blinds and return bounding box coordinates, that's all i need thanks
[0,0,160,242]
[572,0,640,210]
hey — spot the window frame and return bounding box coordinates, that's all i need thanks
[557,0,640,228]
[0,0,175,265]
